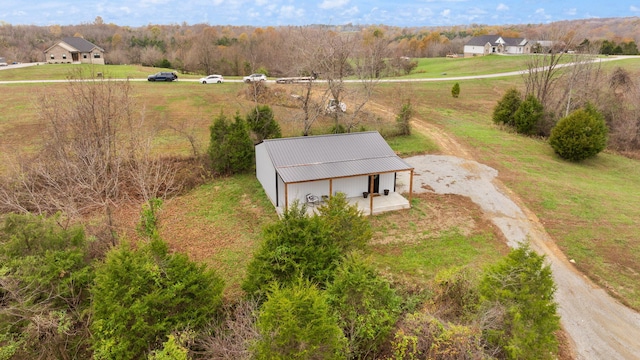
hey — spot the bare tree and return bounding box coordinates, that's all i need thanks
[314,30,355,132]
[192,27,219,75]
[284,27,333,135]
[336,27,389,132]
[522,51,566,110]
[196,299,260,360]
[0,71,178,243]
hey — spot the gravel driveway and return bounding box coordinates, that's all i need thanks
[397,154,640,359]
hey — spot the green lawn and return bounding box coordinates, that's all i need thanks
[2,55,640,308]
[380,66,640,309]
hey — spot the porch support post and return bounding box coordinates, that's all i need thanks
[409,169,414,206]
[369,175,374,216]
[329,179,333,198]
[285,184,289,212]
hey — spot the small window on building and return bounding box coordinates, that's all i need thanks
[93,53,101,59]
[62,54,66,59]
[50,54,55,59]
[83,54,88,59]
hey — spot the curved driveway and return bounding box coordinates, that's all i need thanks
[396,121,640,360]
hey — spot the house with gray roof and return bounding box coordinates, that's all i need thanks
[44,37,105,64]
[464,35,531,57]
[255,131,414,216]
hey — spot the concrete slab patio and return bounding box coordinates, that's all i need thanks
[276,191,410,217]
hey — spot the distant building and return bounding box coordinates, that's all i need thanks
[44,37,105,65]
[464,35,531,57]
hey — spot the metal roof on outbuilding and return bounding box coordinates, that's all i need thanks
[260,131,413,183]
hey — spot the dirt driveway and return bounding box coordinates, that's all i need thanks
[397,121,640,360]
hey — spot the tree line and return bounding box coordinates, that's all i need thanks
[0,16,638,76]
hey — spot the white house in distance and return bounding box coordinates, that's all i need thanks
[464,35,531,57]
[255,131,414,216]
[44,37,105,65]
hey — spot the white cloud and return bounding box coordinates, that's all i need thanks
[319,0,350,10]
[441,9,450,17]
[140,0,171,5]
[467,7,487,15]
[535,8,545,15]
[631,5,640,12]
[497,3,508,11]
[345,6,359,16]
[566,8,577,15]
[415,7,434,17]
[279,5,304,18]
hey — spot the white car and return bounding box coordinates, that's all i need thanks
[243,73,267,83]
[199,74,224,84]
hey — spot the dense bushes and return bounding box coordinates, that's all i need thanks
[513,94,544,135]
[387,244,560,359]
[0,213,94,359]
[451,82,460,98]
[91,238,224,359]
[1,198,562,359]
[208,111,255,175]
[479,245,560,359]
[493,88,522,127]
[241,202,342,298]
[243,194,406,358]
[254,280,347,359]
[493,90,544,135]
[549,104,608,161]
[317,192,372,252]
[327,253,402,358]
[246,105,281,143]
[395,100,413,136]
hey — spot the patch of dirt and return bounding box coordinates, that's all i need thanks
[370,192,504,247]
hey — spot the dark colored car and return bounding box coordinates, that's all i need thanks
[147,72,178,81]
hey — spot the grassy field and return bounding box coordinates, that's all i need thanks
[373,58,640,309]
[2,55,640,307]
[0,63,211,81]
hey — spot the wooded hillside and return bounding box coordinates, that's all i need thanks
[0,16,638,76]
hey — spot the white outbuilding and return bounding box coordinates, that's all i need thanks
[255,131,414,216]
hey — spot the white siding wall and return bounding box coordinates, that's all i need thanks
[277,175,286,207]
[379,173,396,193]
[463,45,487,57]
[333,176,369,198]
[505,46,521,54]
[255,143,277,206]
[287,180,330,206]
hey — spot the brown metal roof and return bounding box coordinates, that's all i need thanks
[261,131,413,183]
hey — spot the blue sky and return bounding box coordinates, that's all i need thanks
[1,0,638,27]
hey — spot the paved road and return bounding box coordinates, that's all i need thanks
[0,56,632,85]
